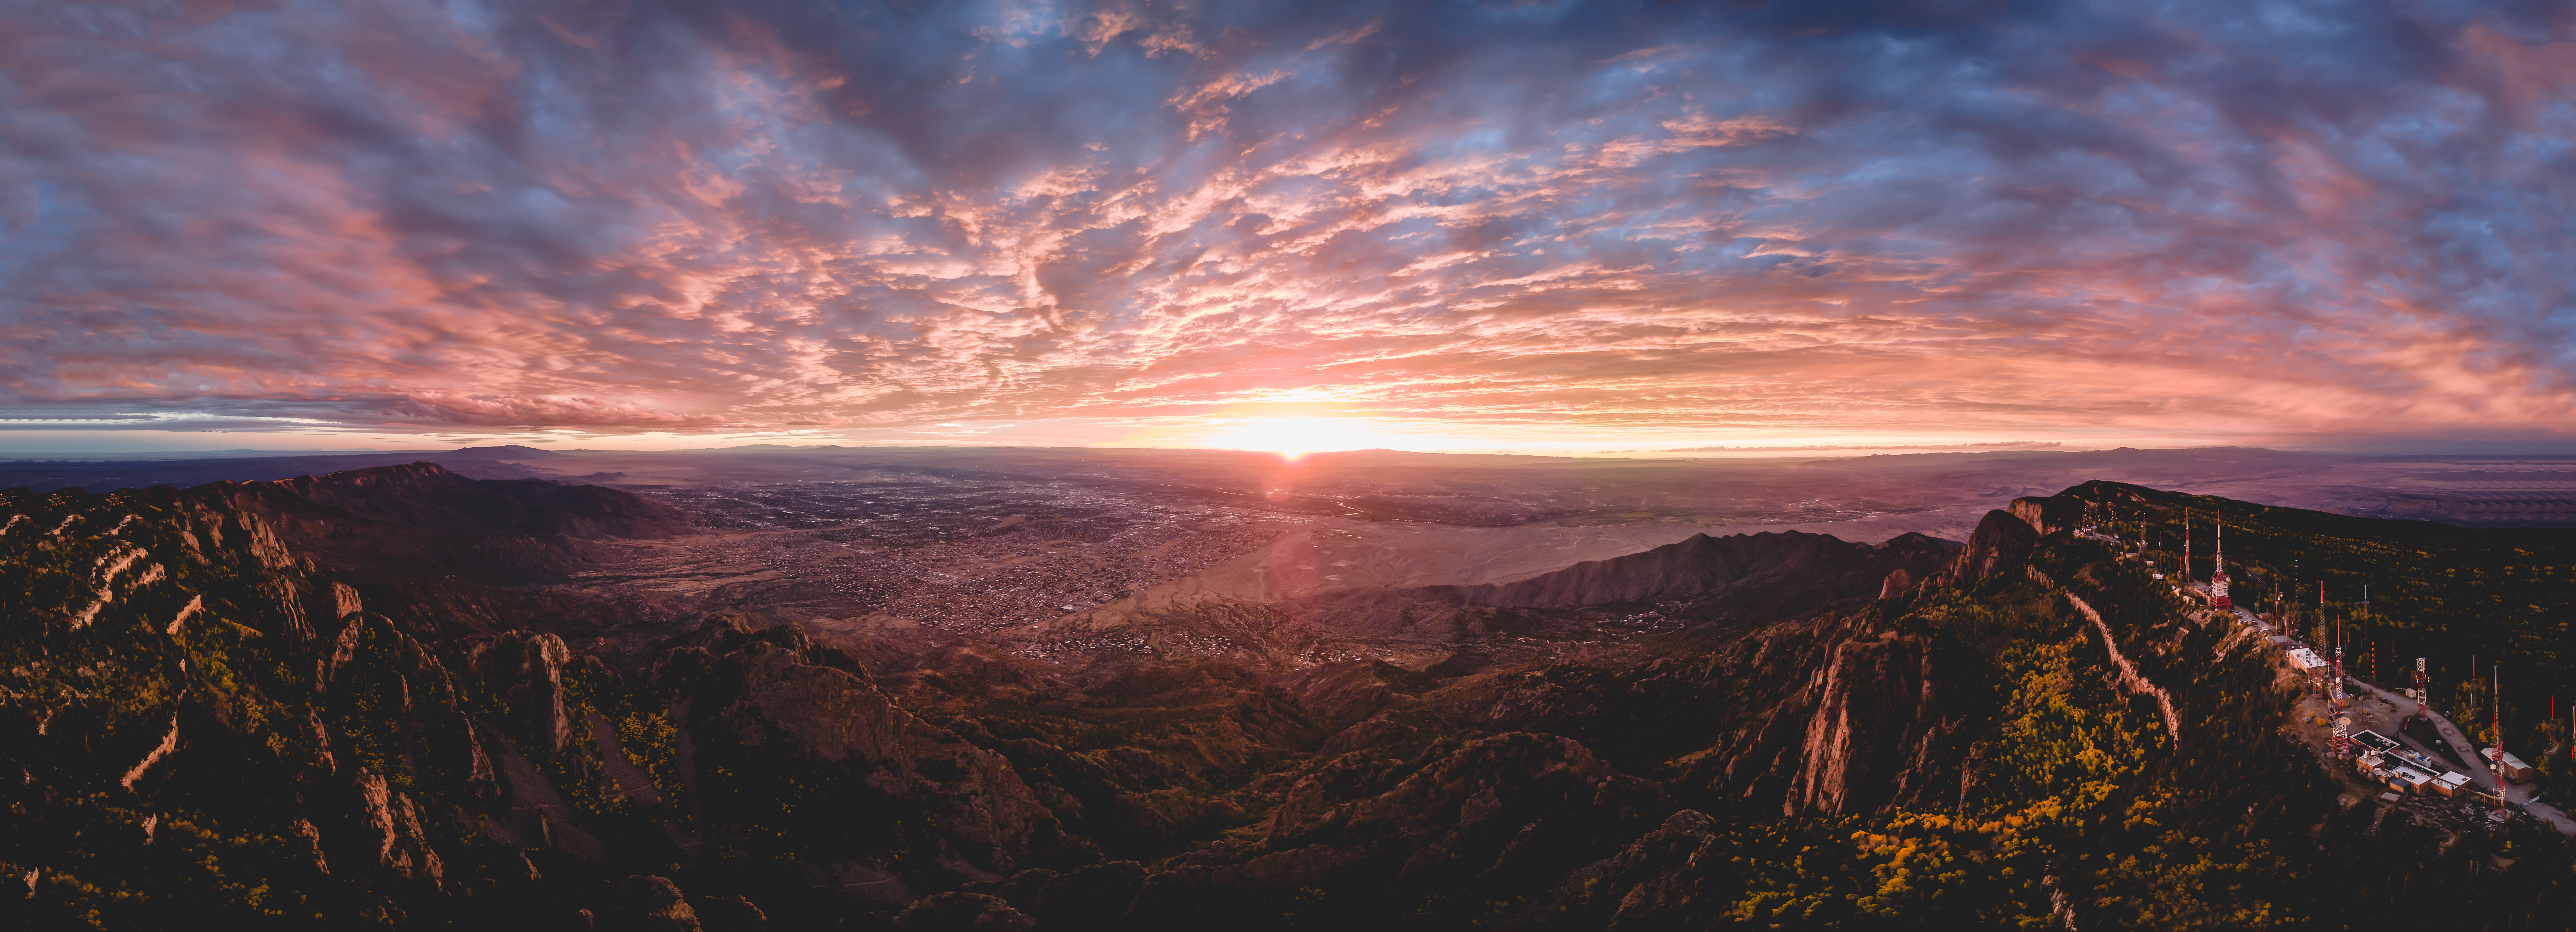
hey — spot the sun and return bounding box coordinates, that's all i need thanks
[1200,417,1395,460]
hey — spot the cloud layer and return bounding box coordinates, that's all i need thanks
[4,0,2575,448]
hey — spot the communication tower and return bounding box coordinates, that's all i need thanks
[2495,665,2511,820]
[2209,518,2231,610]
[2333,613,2345,694]
[2328,613,2351,758]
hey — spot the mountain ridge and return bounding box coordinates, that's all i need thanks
[189,462,690,582]
[1407,529,1962,613]
[4,477,2571,929]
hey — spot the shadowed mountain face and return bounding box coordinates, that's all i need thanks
[247,462,668,536]
[4,468,2573,930]
[1409,530,1960,616]
[200,462,688,582]
[0,449,596,492]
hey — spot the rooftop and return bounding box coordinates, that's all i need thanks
[2482,748,2532,769]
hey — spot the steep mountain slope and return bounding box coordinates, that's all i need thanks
[1018,527,1963,678]
[1406,530,1958,616]
[201,462,689,582]
[5,477,2571,930]
[1,469,1301,928]
[2053,479,2576,800]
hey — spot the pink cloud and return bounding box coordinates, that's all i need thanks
[0,1,2570,450]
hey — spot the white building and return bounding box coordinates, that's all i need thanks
[2482,748,2536,782]
[2434,771,2472,798]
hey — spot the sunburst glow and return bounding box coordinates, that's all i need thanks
[1199,418,1410,460]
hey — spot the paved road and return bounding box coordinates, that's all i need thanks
[2202,595,2573,834]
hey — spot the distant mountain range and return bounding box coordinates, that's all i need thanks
[0,445,574,493]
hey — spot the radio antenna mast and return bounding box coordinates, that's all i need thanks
[2210,517,2231,610]
[2496,665,2511,820]
[2329,609,2351,758]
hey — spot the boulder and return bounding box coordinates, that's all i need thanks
[895,892,1034,931]
[612,875,702,932]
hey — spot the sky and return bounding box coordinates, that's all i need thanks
[4,0,2575,455]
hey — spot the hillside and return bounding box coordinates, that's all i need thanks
[2055,480,2576,808]
[0,449,585,494]
[1407,530,1958,615]
[2,475,2570,930]
[201,462,690,582]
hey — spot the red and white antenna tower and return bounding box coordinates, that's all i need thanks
[2210,517,2231,610]
[2362,584,2372,682]
[2496,665,2511,819]
[2334,612,2345,693]
[2308,580,2326,699]
[2329,611,2350,758]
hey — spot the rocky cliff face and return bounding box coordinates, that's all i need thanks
[1482,606,1975,820]
[0,471,713,928]
[3,474,1999,927]
[470,630,578,754]
[1928,508,2040,587]
[665,618,1083,878]
[1789,630,1951,815]
[2008,494,2088,538]
[11,469,2494,930]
